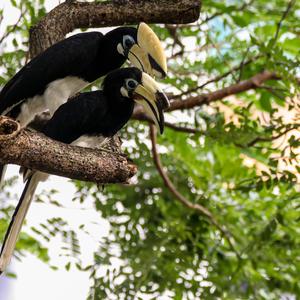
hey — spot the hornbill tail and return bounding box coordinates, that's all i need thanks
[0,164,7,189]
[0,172,42,274]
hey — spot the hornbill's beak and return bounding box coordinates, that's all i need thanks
[128,23,167,79]
[133,73,170,134]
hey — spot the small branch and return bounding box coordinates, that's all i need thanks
[29,71,279,132]
[199,0,254,25]
[134,71,278,119]
[167,71,278,112]
[199,11,223,25]
[244,126,300,148]
[165,24,185,57]
[165,122,202,134]
[0,8,25,44]
[273,0,295,43]
[174,55,262,99]
[207,35,239,82]
[0,117,136,184]
[149,124,240,257]
[29,0,201,57]
[237,47,250,82]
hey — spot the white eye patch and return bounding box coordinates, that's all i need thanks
[117,43,124,55]
[120,86,129,98]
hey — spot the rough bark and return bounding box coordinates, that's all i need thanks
[0,117,136,184]
[29,0,201,57]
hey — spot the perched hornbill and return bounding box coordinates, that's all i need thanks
[0,22,167,184]
[0,67,169,274]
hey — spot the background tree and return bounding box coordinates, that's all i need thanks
[0,0,299,299]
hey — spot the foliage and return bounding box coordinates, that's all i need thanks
[0,0,300,299]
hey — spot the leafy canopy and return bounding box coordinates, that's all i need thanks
[0,0,299,299]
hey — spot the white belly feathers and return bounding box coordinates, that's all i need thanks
[72,135,109,149]
[17,76,88,127]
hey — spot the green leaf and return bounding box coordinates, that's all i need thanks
[259,91,272,112]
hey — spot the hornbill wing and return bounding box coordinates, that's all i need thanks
[0,32,104,115]
[42,90,108,144]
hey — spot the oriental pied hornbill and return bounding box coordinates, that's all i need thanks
[0,67,169,275]
[0,22,167,185]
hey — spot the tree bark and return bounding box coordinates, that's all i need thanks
[0,117,136,184]
[29,0,201,57]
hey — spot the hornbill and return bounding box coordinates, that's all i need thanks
[0,67,169,275]
[0,22,167,185]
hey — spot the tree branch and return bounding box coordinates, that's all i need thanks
[164,122,202,134]
[273,0,295,43]
[0,117,136,184]
[29,0,201,57]
[149,124,240,257]
[0,7,25,44]
[244,125,300,148]
[30,71,279,133]
[133,70,278,118]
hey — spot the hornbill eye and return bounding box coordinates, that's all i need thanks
[123,35,135,50]
[125,79,138,90]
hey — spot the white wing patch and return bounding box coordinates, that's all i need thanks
[17,76,88,127]
[71,135,109,149]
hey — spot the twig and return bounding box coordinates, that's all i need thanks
[207,35,238,82]
[237,47,250,82]
[167,71,278,112]
[149,124,240,258]
[0,8,25,44]
[133,71,278,122]
[174,55,262,99]
[273,0,295,43]
[165,122,202,134]
[245,125,300,148]
[199,0,254,26]
[165,24,185,57]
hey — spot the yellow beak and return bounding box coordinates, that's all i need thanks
[128,23,167,79]
[133,73,169,134]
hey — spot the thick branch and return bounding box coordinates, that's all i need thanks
[29,0,201,57]
[0,117,136,184]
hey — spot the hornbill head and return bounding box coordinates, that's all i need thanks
[104,68,169,133]
[114,23,167,78]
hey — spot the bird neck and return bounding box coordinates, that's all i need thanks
[96,35,126,75]
[109,95,135,116]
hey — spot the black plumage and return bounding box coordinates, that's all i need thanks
[0,23,167,126]
[0,23,167,186]
[43,68,141,144]
[0,67,169,274]
[0,29,134,120]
